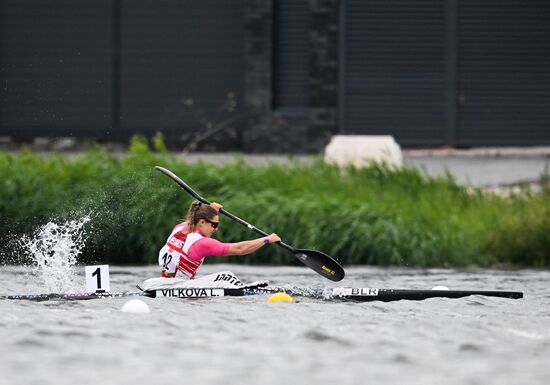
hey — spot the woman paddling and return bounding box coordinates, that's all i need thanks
[156,200,280,286]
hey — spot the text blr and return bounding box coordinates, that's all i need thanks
[332,288,379,297]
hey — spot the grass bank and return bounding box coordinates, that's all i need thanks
[1,137,549,267]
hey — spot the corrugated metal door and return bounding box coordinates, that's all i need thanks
[0,0,114,137]
[119,0,244,138]
[457,0,550,145]
[341,0,448,144]
[273,0,309,110]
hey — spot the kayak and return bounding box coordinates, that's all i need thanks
[152,286,524,302]
[1,286,523,302]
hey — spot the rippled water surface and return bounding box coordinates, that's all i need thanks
[1,265,548,385]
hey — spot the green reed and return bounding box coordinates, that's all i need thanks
[1,137,548,267]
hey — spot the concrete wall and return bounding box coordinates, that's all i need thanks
[243,0,338,153]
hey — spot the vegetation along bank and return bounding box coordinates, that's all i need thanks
[1,137,548,268]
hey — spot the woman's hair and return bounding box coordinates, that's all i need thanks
[186,201,218,232]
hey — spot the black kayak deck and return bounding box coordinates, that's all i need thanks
[1,287,523,302]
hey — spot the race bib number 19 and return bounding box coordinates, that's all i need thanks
[85,265,111,293]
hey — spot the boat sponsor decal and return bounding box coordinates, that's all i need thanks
[321,265,336,276]
[213,273,242,286]
[332,288,379,297]
[242,289,271,296]
[157,288,225,298]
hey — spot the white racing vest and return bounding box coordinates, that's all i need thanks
[159,223,186,278]
[178,232,204,278]
[158,230,205,279]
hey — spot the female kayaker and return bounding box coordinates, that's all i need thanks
[158,200,280,280]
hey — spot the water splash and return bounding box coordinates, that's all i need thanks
[18,216,90,293]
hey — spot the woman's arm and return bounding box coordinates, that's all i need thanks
[227,233,281,256]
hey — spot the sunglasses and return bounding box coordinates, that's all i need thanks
[205,218,220,229]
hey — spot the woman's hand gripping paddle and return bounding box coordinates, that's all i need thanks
[155,166,345,282]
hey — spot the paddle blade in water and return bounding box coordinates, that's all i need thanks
[293,249,345,282]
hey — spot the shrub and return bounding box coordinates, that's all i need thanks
[1,141,548,267]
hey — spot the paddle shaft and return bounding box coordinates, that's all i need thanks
[155,167,296,252]
[220,209,296,252]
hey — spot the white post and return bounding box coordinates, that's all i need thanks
[324,135,403,168]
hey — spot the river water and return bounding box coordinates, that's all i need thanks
[0,264,548,385]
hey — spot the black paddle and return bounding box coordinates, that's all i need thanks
[155,166,345,282]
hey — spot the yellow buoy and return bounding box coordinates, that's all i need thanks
[267,292,294,303]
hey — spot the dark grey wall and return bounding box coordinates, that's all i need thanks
[339,0,550,146]
[243,0,337,153]
[118,0,243,143]
[456,0,550,145]
[246,0,550,151]
[2,0,549,151]
[1,0,244,149]
[0,0,114,137]
[340,0,448,144]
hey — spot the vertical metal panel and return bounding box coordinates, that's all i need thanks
[119,0,244,135]
[273,0,309,110]
[343,0,447,144]
[444,0,458,145]
[337,0,348,136]
[0,0,114,136]
[457,0,550,144]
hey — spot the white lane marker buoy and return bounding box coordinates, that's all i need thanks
[432,286,450,290]
[121,299,150,314]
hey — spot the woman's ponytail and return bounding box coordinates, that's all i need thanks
[186,201,216,232]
